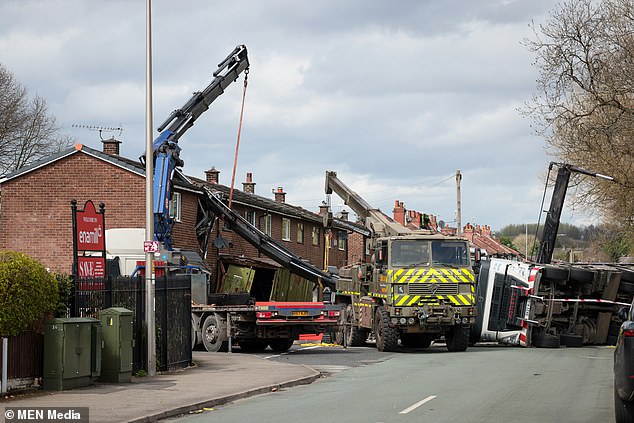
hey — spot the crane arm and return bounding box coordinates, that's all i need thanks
[324,170,411,238]
[151,45,249,250]
[536,162,614,264]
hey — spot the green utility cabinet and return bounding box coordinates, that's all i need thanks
[99,307,134,383]
[43,317,100,391]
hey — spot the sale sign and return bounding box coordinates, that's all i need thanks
[77,257,106,278]
[76,200,104,251]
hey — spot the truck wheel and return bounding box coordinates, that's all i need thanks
[336,304,367,347]
[560,333,583,347]
[532,333,560,348]
[238,339,268,352]
[374,306,398,352]
[268,338,294,352]
[202,315,227,352]
[401,334,433,349]
[445,325,469,352]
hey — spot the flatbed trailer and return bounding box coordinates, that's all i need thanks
[191,300,341,352]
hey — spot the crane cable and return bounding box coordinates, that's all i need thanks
[228,70,249,209]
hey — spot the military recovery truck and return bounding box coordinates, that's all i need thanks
[324,171,477,352]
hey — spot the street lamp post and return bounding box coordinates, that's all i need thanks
[145,0,156,377]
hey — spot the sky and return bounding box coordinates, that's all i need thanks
[0,0,597,232]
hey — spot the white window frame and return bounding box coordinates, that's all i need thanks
[338,231,347,251]
[297,222,304,244]
[169,192,182,222]
[245,210,256,226]
[282,218,291,241]
[263,214,272,236]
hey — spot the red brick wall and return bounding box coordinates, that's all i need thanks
[0,152,145,273]
[347,231,366,265]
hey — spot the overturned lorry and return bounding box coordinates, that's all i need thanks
[472,258,634,347]
[471,162,631,348]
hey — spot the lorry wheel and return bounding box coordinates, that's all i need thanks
[445,325,469,352]
[336,304,367,347]
[532,333,560,348]
[560,333,583,347]
[268,338,294,352]
[374,306,398,352]
[202,315,227,352]
[401,334,433,349]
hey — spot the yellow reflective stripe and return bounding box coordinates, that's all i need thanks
[440,269,459,283]
[395,295,409,306]
[407,296,420,306]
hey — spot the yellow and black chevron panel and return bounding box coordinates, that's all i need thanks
[392,294,475,307]
[387,267,475,283]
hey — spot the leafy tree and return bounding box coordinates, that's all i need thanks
[525,0,634,248]
[0,251,58,337]
[0,64,73,175]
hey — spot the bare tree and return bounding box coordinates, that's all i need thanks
[0,64,73,175]
[525,0,634,249]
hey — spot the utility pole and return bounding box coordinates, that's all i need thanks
[455,170,462,237]
[145,0,156,377]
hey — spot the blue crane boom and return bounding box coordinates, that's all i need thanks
[150,45,249,249]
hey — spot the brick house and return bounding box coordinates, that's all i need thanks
[0,139,362,288]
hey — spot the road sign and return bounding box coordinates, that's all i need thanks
[144,241,159,253]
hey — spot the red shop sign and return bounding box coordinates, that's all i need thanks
[76,200,104,251]
[77,257,106,278]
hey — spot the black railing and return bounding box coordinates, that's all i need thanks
[72,275,191,373]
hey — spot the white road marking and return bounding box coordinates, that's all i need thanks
[399,395,437,414]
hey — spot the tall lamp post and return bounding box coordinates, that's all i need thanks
[145,0,156,376]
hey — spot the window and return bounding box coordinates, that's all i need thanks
[312,226,320,246]
[282,218,291,241]
[245,210,256,226]
[390,240,430,267]
[297,222,304,243]
[263,214,272,236]
[338,231,347,251]
[169,192,181,222]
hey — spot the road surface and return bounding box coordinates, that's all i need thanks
[172,343,615,423]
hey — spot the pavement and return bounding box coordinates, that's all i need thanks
[0,349,321,423]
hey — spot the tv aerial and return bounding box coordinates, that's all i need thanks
[72,124,123,140]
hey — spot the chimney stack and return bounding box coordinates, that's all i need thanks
[273,186,286,202]
[205,167,219,184]
[319,201,329,216]
[393,200,406,226]
[102,137,121,156]
[243,173,256,193]
[340,210,349,221]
